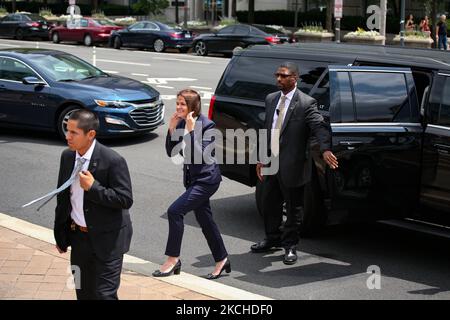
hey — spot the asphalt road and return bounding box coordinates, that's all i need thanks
[1,39,450,300]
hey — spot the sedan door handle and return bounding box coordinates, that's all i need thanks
[435,144,450,154]
[0,84,6,91]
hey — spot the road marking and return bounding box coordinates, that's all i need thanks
[157,85,174,89]
[132,73,150,77]
[0,43,19,47]
[190,85,213,90]
[161,95,177,100]
[97,59,151,67]
[103,70,119,74]
[145,77,197,85]
[153,57,211,64]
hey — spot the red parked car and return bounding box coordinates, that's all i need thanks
[50,17,123,46]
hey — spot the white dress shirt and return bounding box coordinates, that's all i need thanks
[70,140,96,227]
[271,87,296,131]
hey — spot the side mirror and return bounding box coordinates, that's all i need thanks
[22,76,46,86]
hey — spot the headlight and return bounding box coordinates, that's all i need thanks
[94,100,130,108]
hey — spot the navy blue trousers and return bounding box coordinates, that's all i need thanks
[165,182,228,262]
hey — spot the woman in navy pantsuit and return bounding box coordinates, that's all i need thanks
[152,89,230,280]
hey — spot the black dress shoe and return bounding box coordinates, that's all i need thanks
[206,259,231,280]
[152,260,181,277]
[283,248,298,265]
[251,239,282,253]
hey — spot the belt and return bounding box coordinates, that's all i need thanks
[71,220,88,233]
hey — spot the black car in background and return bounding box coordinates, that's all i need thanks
[0,13,52,40]
[109,20,193,53]
[0,48,164,139]
[210,43,450,235]
[193,24,283,57]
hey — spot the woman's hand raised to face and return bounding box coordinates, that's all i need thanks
[186,111,196,133]
[169,112,181,134]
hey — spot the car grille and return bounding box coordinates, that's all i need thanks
[129,100,164,127]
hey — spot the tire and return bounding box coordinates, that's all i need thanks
[299,166,327,237]
[52,32,60,44]
[113,36,122,49]
[15,29,24,40]
[153,38,166,52]
[194,41,208,56]
[57,106,82,140]
[179,47,189,53]
[83,34,93,46]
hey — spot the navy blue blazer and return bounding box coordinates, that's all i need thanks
[166,113,222,187]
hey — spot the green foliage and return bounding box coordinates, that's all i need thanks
[131,0,169,16]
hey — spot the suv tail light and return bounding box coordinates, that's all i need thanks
[265,36,280,44]
[27,22,40,27]
[208,95,216,120]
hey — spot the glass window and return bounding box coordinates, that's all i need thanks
[330,71,354,122]
[233,25,249,35]
[217,57,329,101]
[0,58,39,82]
[12,15,22,21]
[146,22,159,30]
[31,54,106,82]
[311,71,330,116]
[437,76,450,126]
[92,19,116,26]
[218,25,235,35]
[350,72,410,122]
[129,22,146,30]
[80,19,89,27]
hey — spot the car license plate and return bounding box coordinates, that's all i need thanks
[42,25,47,29]
[185,34,191,38]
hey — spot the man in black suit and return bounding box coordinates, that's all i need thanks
[54,109,133,300]
[251,62,338,264]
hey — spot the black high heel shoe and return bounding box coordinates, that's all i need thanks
[152,260,181,277]
[206,259,231,280]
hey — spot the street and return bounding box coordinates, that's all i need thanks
[1,39,450,300]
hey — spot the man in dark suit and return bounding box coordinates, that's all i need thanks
[251,62,338,265]
[54,109,133,300]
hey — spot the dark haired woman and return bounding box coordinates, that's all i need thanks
[152,89,230,280]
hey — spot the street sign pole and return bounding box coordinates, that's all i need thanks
[400,0,405,47]
[334,0,343,43]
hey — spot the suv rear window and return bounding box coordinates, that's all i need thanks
[216,57,329,101]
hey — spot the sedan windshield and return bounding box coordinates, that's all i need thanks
[32,54,107,82]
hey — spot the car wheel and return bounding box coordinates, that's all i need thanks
[153,38,166,52]
[15,29,24,40]
[52,32,60,44]
[57,106,81,140]
[113,36,122,49]
[83,34,93,46]
[195,41,208,56]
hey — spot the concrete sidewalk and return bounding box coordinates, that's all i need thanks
[0,225,214,300]
[0,213,271,300]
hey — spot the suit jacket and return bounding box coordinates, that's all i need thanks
[54,142,133,261]
[166,113,222,188]
[264,88,331,188]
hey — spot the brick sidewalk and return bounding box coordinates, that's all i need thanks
[0,226,214,300]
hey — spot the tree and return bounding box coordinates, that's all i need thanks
[12,0,16,13]
[248,0,255,24]
[326,0,333,32]
[132,0,170,16]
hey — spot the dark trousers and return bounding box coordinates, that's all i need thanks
[70,230,123,300]
[165,182,228,262]
[438,35,448,50]
[261,173,304,248]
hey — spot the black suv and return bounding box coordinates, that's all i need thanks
[209,43,450,235]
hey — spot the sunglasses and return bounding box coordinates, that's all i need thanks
[274,73,294,78]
